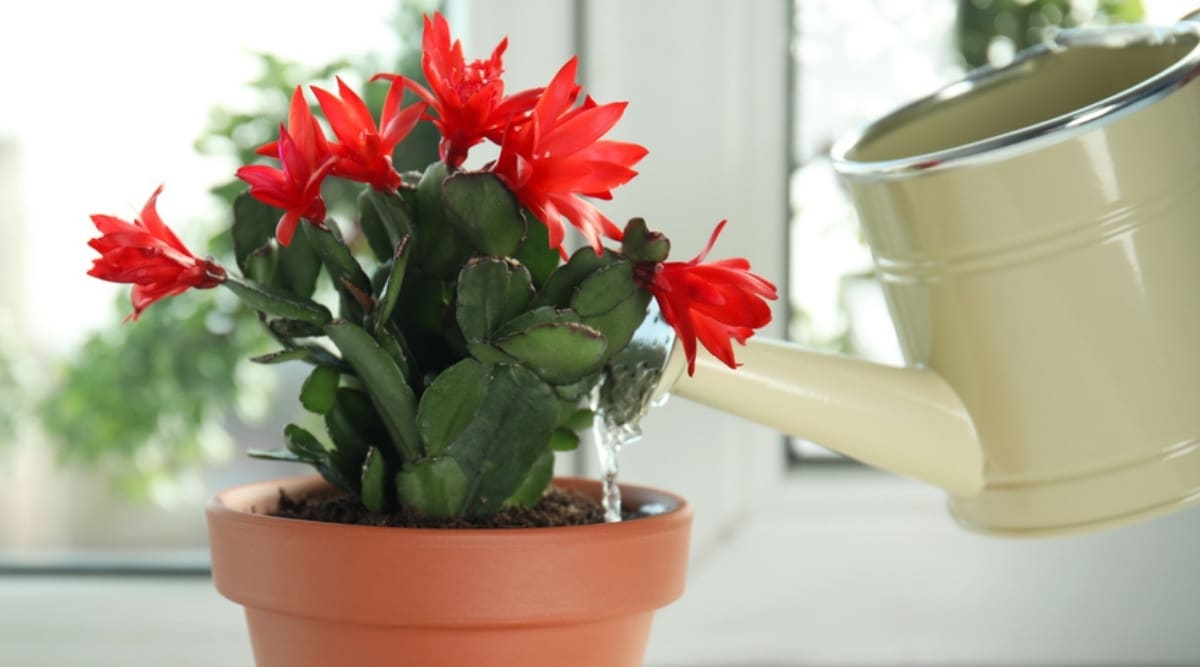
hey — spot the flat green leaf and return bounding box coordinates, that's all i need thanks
[250,348,310,365]
[247,447,306,463]
[247,444,354,493]
[299,366,339,415]
[359,189,414,263]
[513,214,560,288]
[495,305,580,338]
[505,449,554,507]
[251,345,348,372]
[300,220,373,313]
[361,189,415,327]
[447,365,558,515]
[559,407,594,431]
[274,226,322,300]
[494,322,608,385]
[502,263,535,323]
[455,258,533,343]
[580,289,653,363]
[619,217,670,263]
[549,429,580,452]
[284,423,327,460]
[242,246,275,285]
[416,359,490,457]
[325,387,385,489]
[551,372,603,402]
[415,162,471,278]
[398,269,453,336]
[360,447,390,512]
[232,192,321,298]
[442,172,525,257]
[371,259,392,295]
[324,320,421,462]
[466,342,516,366]
[316,464,357,495]
[266,318,326,339]
[530,247,617,309]
[396,457,469,518]
[376,235,412,328]
[571,261,636,317]
[377,323,414,383]
[223,276,331,324]
[232,192,275,275]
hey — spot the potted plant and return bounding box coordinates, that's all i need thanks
[85,12,776,667]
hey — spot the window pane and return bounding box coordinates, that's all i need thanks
[0,0,434,557]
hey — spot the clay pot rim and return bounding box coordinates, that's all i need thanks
[207,474,694,626]
[207,474,692,539]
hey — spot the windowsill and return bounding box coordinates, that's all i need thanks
[647,467,1200,665]
[3,468,1200,666]
[0,548,210,575]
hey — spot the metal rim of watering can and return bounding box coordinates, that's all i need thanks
[830,20,1200,182]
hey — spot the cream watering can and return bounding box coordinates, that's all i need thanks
[608,19,1200,538]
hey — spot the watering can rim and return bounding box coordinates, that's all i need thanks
[830,21,1200,182]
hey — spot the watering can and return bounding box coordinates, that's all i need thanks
[610,19,1200,537]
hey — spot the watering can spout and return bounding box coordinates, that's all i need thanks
[661,339,985,497]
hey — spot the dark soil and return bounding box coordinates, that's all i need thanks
[272,486,635,528]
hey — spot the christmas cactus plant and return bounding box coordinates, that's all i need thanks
[85,13,776,519]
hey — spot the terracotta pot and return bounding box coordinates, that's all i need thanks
[206,475,693,667]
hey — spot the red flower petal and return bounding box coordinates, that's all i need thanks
[400,12,542,168]
[491,56,646,255]
[637,221,777,375]
[86,186,226,320]
[236,123,336,244]
[539,101,627,156]
[311,78,421,191]
[313,78,377,146]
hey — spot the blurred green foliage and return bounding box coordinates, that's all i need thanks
[37,1,439,499]
[957,0,1145,69]
[0,323,27,445]
[38,294,265,496]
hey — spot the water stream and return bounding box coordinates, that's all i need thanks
[589,302,676,522]
[591,390,670,523]
[592,419,641,522]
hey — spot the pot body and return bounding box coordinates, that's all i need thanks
[831,23,1200,535]
[206,475,692,667]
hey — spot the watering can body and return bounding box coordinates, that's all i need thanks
[668,22,1200,537]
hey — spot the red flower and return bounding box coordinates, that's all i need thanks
[637,221,778,375]
[87,186,226,321]
[254,86,332,165]
[311,77,426,192]
[492,57,648,257]
[377,11,541,168]
[237,87,334,245]
[236,123,334,246]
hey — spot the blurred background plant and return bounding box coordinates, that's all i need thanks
[33,0,439,500]
[957,0,1145,69]
[0,318,34,448]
